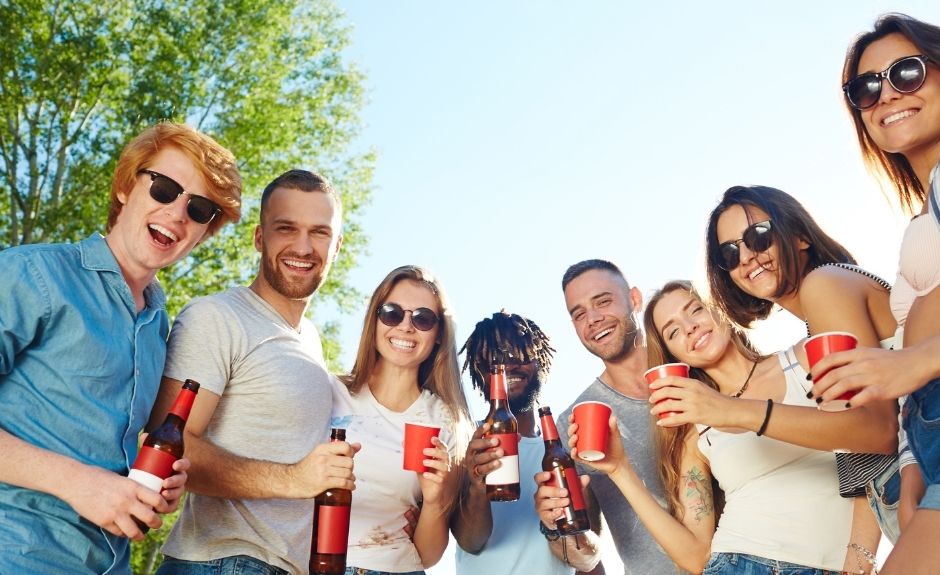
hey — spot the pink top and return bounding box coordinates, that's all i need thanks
[891,213,940,327]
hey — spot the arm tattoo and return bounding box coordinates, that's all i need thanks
[683,466,714,523]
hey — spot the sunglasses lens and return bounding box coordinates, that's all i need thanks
[717,244,740,271]
[890,57,926,93]
[186,195,219,225]
[149,174,183,205]
[743,221,773,253]
[410,308,439,331]
[847,75,882,110]
[378,304,404,327]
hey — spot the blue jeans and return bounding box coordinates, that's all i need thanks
[344,568,425,575]
[866,459,901,543]
[156,555,288,575]
[903,377,940,511]
[702,553,841,575]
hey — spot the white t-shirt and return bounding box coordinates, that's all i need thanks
[330,377,456,572]
[161,286,333,574]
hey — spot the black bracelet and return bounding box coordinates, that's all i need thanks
[539,520,561,541]
[756,399,773,436]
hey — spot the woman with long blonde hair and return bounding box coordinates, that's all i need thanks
[332,265,472,574]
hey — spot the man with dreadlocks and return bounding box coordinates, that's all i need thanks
[451,310,603,575]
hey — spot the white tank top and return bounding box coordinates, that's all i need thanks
[696,350,852,570]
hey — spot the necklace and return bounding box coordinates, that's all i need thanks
[731,359,758,398]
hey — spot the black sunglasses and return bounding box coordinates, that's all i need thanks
[377,303,439,332]
[139,169,222,225]
[843,55,931,111]
[714,220,773,271]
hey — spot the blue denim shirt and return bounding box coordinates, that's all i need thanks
[0,233,168,574]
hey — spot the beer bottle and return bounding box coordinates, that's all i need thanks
[310,428,352,575]
[482,364,520,502]
[128,378,200,532]
[538,406,591,535]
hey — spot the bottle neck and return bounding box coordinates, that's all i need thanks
[539,413,559,442]
[489,370,509,402]
[168,388,197,421]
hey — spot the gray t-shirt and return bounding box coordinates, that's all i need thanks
[161,286,333,574]
[558,379,677,575]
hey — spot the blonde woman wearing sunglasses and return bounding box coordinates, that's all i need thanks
[333,265,473,575]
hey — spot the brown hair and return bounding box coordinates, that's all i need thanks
[705,185,855,327]
[341,266,472,472]
[108,122,242,236]
[644,280,762,520]
[842,13,940,212]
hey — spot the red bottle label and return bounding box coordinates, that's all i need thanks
[169,388,197,420]
[131,446,177,479]
[547,467,586,511]
[488,432,519,456]
[315,504,351,554]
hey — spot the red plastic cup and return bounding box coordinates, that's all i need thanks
[403,422,441,472]
[572,401,612,461]
[644,363,690,420]
[803,332,858,412]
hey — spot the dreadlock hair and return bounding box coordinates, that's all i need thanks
[460,310,555,395]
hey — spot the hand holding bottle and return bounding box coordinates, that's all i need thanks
[533,470,591,529]
[292,438,360,499]
[463,422,502,491]
[61,464,167,540]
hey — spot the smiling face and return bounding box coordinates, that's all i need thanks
[564,269,641,363]
[715,203,783,302]
[374,279,441,372]
[254,186,342,301]
[651,289,732,369]
[106,146,212,284]
[858,33,940,170]
[502,360,543,414]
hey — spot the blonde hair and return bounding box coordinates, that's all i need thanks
[644,280,761,520]
[108,122,242,236]
[341,266,473,487]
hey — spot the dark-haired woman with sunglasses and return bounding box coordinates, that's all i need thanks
[704,184,902,572]
[806,13,940,574]
[331,265,473,575]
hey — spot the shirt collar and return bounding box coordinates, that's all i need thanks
[78,233,167,311]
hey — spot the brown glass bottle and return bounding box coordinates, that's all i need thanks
[128,378,200,533]
[538,406,591,535]
[310,428,352,575]
[482,364,520,502]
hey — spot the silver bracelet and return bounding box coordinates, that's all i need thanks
[847,542,879,575]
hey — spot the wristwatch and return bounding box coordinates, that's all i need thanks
[539,520,561,541]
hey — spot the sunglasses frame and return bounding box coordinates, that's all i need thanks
[843,54,931,111]
[139,169,222,225]
[715,220,774,271]
[377,302,439,332]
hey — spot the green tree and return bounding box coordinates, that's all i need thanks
[0,1,373,572]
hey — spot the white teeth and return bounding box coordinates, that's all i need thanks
[149,224,178,242]
[284,259,313,269]
[594,328,613,341]
[883,109,917,126]
[748,266,765,280]
[390,338,416,350]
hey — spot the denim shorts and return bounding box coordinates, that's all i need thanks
[702,553,841,575]
[156,555,289,575]
[865,460,901,543]
[344,568,425,575]
[902,377,940,511]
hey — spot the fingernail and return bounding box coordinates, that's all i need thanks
[815,397,822,404]
[805,390,813,399]
[845,402,852,409]
[805,373,812,381]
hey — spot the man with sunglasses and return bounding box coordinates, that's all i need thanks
[148,169,358,575]
[452,310,603,575]
[0,123,242,574]
[555,260,676,575]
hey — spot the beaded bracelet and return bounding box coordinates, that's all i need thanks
[847,542,879,574]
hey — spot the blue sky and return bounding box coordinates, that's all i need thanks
[328,2,938,572]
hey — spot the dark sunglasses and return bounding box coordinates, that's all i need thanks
[843,55,931,111]
[377,303,439,332]
[714,220,773,271]
[139,169,222,225]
